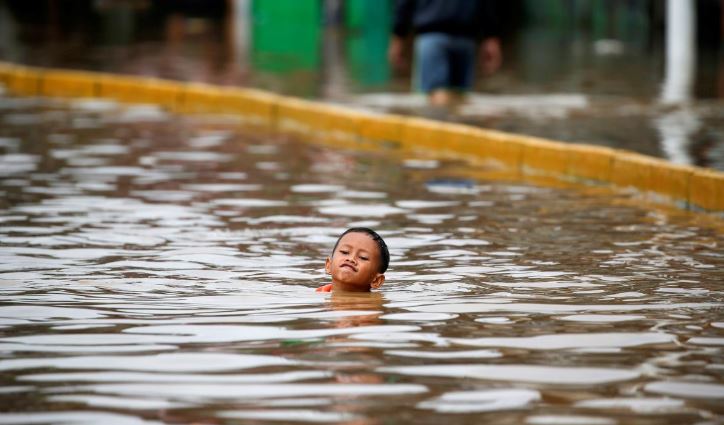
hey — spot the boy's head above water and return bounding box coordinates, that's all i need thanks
[324,227,389,292]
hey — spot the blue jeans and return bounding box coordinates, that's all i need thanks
[414,32,477,93]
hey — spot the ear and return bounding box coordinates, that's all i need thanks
[325,257,332,275]
[370,273,385,289]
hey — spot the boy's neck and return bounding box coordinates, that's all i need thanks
[332,280,372,293]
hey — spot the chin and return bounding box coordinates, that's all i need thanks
[337,277,361,286]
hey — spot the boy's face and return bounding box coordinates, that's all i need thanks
[325,232,385,292]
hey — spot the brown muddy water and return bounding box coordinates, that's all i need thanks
[0,91,723,425]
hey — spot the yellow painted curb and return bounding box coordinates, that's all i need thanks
[359,113,405,143]
[609,153,696,207]
[178,83,226,114]
[432,122,471,152]
[566,144,614,182]
[433,122,476,158]
[521,136,570,175]
[7,66,42,96]
[214,87,279,126]
[467,128,525,170]
[277,102,367,148]
[316,105,364,146]
[611,152,656,192]
[98,74,182,110]
[276,96,320,136]
[0,62,18,90]
[649,160,695,205]
[690,169,724,212]
[41,70,99,98]
[400,117,449,151]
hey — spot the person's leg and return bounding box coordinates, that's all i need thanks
[448,36,477,104]
[414,33,452,106]
[428,89,453,106]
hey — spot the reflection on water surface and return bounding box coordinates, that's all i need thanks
[0,93,723,424]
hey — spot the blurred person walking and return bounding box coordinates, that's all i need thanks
[389,0,502,109]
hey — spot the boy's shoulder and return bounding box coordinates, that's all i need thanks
[315,283,333,292]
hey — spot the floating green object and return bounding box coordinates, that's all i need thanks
[281,338,324,347]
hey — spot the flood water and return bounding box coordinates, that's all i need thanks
[1,89,723,424]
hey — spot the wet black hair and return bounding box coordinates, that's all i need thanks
[331,227,389,274]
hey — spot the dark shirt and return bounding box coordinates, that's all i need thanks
[392,0,499,41]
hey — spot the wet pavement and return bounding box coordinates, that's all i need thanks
[0,91,723,424]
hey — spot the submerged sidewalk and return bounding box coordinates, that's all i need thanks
[1,62,722,216]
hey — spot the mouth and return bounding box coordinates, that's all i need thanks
[340,264,357,272]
